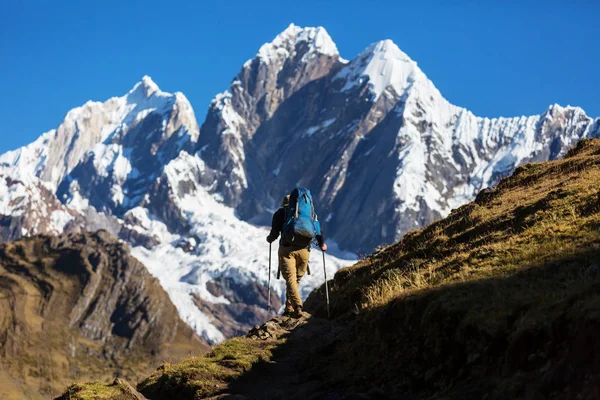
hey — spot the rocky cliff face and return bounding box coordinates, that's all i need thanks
[197,25,600,251]
[0,23,598,344]
[0,231,207,399]
[196,25,342,217]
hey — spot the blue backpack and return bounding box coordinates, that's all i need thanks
[282,187,321,248]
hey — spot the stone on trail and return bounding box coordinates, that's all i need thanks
[247,313,312,340]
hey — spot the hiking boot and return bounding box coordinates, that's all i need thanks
[291,306,303,319]
[283,309,295,318]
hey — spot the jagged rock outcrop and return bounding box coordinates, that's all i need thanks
[0,231,207,399]
[196,25,342,216]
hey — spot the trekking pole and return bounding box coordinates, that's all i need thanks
[322,250,331,319]
[267,242,272,312]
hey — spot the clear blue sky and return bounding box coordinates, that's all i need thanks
[1,0,598,154]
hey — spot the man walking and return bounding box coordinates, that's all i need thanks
[267,188,327,318]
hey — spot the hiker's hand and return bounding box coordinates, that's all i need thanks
[266,235,275,243]
[321,243,328,252]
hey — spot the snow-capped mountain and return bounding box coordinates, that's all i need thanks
[1,23,598,342]
[0,70,353,344]
[0,173,74,239]
[197,24,600,252]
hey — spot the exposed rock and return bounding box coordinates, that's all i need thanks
[246,313,311,340]
[474,186,497,205]
[197,28,600,253]
[0,174,76,243]
[0,231,208,398]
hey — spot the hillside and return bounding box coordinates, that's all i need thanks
[60,138,600,399]
[0,231,208,399]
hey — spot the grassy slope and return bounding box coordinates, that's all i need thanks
[303,138,600,398]
[56,379,146,400]
[58,337,282,400]
[60,138,600,399]
[326,138,600,316]
[137,337,280,399]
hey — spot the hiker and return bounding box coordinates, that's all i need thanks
[266,188,327,318]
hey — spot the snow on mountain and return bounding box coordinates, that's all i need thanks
[1,24,599,342]
[54,77,199,216]
[335,39,424,101]
[122,150,352,342]
[203,91,248,191]
[247,23,339,67]
[0,70,355,343]
[197,25,600,253]
[0,75,197,195]
[0,173,76,241]
[127,154,348,342]
[197,25,343,210]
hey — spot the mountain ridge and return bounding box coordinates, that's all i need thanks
[0,24,598,344]
[195,24,600,251]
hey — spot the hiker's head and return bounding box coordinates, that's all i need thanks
[282,195,290,207]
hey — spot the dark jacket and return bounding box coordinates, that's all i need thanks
[267,207,324,248]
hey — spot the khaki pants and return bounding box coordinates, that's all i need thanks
[279,245,310,313]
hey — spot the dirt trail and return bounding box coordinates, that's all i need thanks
[219,313,351,400]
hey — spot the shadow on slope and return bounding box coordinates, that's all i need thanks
[307,247,600,399]
[133,245,600,400]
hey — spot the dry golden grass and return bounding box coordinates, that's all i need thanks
[329,139,600,317]
[300,139,600,398]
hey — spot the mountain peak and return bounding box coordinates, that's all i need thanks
[334,39,422,101]
[129,75,161,99]
[248,24,339,66]
[141,74,159,88]
[368,39,412,61]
